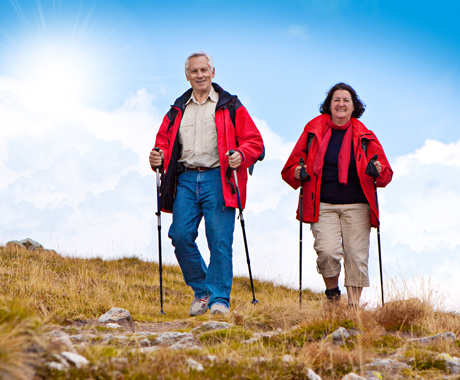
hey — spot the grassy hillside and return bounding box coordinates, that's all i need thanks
[1,244,460,379]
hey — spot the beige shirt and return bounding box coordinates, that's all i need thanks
[178,86,220,168]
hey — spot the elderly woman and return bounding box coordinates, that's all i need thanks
[281,83,393,306]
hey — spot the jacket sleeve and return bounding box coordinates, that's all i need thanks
[233,106,264,170]
[281,127,309,190]
[152,110,175,171]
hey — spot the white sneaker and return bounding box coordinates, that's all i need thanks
[189,295,210,316]
[210,303,229,315]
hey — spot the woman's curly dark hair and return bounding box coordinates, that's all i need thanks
[319,83,366,119]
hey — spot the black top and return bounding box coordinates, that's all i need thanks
[320,129,368,204]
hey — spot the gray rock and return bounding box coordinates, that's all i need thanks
[365,358,410,371]
[328,327,350,346]
[70,334,96,343]
[306,368,323,380]
[133,332,156,338]
[408,332,456,344]
[242,330,279,344]
[437,353,460,374]
[60,351,90,369]
[363,371,383,380]
[253,357,268,363]
[342,374,366,380]
[186,358,204,372]
[170,335,201,350]
[51,354,71,369]
[106,323,122,329]
[98,307,135,331]
[47,329,67,338]
[283,354,294,363]
[154,332,191,345]
[140,338,151,347]
[102,333,115,343]
[171,343,201,350]
[47,362,69,372]
[6,240,25,250]
[191,321,234,333]
[48,335,76,353]
[242,337,259,344]
[19,238,44,251]
[134,346,161,354]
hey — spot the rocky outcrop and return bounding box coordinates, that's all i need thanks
[39,308,460,380]
[6,238,57,254]
[98,307,135,332]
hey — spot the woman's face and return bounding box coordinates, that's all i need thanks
[330,89,354,125]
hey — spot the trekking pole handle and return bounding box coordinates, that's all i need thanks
[366,154,379,178]
[153,147,163,170]
[227,150,244,213]
[227,149,239,186]
[298,157,310,182]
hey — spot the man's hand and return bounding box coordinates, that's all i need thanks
[149,148,164,169]
[227,150,242,169]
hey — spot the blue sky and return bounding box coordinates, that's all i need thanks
[1,0,460,310]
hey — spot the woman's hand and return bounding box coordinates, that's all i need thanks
[374,160,382,174]
[294,165,303,180]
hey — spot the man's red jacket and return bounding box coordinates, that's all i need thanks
[281,114,393,228]
[153,83,264,212]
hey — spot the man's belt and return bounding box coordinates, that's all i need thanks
[186,166,219,172]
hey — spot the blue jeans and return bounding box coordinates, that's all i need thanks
[168,168,235,308]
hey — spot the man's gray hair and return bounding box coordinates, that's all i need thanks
[184,51,214,75]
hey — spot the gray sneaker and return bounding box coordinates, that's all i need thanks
[210,303,229,315]
[189,295,210,316]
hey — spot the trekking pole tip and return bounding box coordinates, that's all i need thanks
[251,298,259,305]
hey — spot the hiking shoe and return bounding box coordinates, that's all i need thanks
[189,295,210,316]
[325,287,341,302]
[210,303,229,315]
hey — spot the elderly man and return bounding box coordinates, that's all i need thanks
[149,52,264,315]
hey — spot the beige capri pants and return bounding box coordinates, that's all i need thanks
[310,202,371,287]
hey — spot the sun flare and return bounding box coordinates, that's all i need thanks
[19,44,95,111]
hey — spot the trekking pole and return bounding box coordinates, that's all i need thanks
[153,147,166,315]
[228,150,259,305]
[366,154,385,306]
[298,157,309,308]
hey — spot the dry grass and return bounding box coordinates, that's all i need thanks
[2,244,460,379]
[0,300,42,380]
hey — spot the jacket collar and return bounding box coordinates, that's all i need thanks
[173,82,235,111]
[306,114,372,140]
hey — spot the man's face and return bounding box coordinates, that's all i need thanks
[186,56,215,94]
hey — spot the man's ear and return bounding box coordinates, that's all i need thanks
[211,68,215,79]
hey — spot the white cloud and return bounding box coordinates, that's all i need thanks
[0,77,161,256]
[383,139,460,252]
